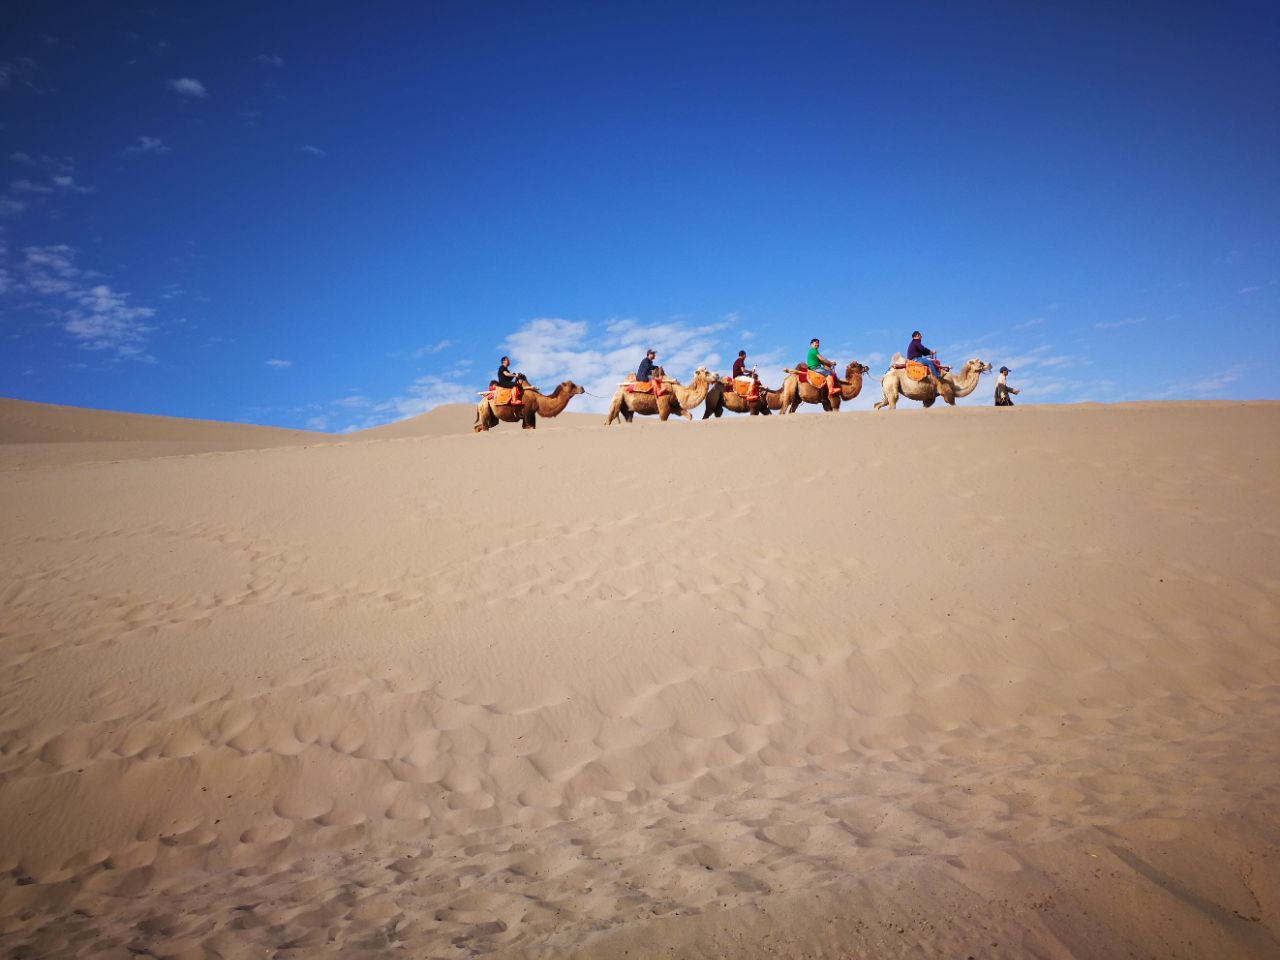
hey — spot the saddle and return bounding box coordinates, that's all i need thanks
[731,378,760,399]
[489,387,522,405]
[624,375,665,396]
[791,364,830,389]
[904,360,929,382]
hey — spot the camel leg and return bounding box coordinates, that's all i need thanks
[522,407,536,429]
[923,396,937,408]
[605,395,622,425]
[874,378,897,410]
[657,397,670,421]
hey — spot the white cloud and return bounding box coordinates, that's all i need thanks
[1094,316,1144,330]
[0,59,39,92]
[1014,317,1046,330]
[410,339,453,358]
[256,54,284,67]
[0,197,26,217]
[10,179,51,194]
[121,136,171,157]
[265,358,293,368]
[301,144,326,157]
[7,245,157,359]
[168,77,207,97]
[52,175,92,194]
[1239,281,1275,295]
[383,375,477,418]
[498,315,728,413]
[63,285,155,358]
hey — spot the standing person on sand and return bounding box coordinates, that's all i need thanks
[994,365,1019,406]
[805,338,838,397]
[907,331,943,380]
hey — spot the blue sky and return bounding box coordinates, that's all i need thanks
[2,1,1277,428]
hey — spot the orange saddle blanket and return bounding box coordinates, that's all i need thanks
[904,361,929,382]
[731,378,760,399]
[805,370,828,388]
[489,387,522,405]
[625,377,665,396]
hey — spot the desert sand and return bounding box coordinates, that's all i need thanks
[1,395,1277,959]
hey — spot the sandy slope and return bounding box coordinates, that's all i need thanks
[1,399,1277,958]
[0,398,328,471]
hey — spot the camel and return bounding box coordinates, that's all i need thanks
[702,376,780,417]
[778,361,871,414]
[873,356,992,410]
[474,381,585,432]
[605,367,715,424]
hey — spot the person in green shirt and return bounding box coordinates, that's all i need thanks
[805,337,839,400]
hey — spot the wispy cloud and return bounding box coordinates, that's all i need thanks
[1094,316,1144,330]
[51,174,92,194]
[120,135,171,157]
[168,77,207,97]
[5,244,157,359]
[0,58,41,92]
[300,144,326,157]
[499,315,728,413]
[1239,281,1276,295]
[410,339,453,358]
[265,358,293,368]
[64,285,156,358]
[9,179,51,194]
[255,54,285,67]
[1014,316,1046,330]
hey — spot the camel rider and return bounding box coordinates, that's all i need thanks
[732,350,752,380]
[907,331,942,380]
[636,349,660,383]
[805,338,839,396]
[496,356,523,404]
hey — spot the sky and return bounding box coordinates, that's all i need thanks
[1,1,1277,429]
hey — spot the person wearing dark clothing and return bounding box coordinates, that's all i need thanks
[995,365,1019,406]
[495,356,523,403]
[636,349,659,382]
[732,350,749,380]
[907,331,942,380]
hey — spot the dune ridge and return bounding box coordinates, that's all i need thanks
[1,399,1277,958]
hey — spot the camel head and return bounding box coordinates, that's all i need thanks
[690,366,714,386]
[561,381,586,397]
[845,360,870,378]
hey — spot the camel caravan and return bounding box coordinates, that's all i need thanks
[475,332,1003,431]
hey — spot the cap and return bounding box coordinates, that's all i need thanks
[646,349,656,357]
[999,366,1010,374]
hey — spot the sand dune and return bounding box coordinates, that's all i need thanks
[348,402,600,440]
[1,399,1277,958]
[0,398,327,471]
